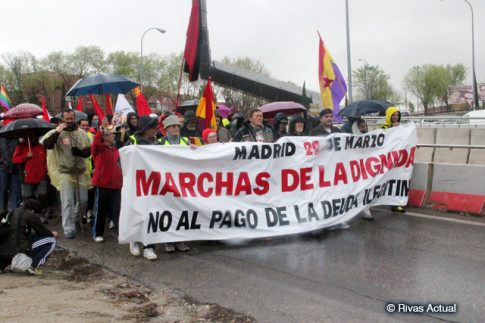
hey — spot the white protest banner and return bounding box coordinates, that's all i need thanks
[112,94,135,127]
[118,123,417,244]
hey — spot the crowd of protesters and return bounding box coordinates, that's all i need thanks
[0,104,405,271]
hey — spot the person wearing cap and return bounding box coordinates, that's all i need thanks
[232,108,274,143]
[309,108,341,137]
[214,110,231,143]
[203,128,219,145]
[226,111,245,137]
[125,115,160,260]
[91,125,123,243]
[181,110,203,140]
[272,112,289,141]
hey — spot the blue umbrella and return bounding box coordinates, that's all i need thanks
[66,73,139,96]
[337,100,393,118]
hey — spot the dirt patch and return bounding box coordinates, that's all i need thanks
[0,249,257,322]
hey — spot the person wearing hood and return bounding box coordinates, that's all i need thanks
[341,117,360,133]
[41,109,92,239]
[125,115,160,260]
[379,107,406,213]
[87,113,100,131]
[232,108,274,143]
[288,114,309,136]
[123,112,139,143]
[214,110,231,143]
[181,111,203,139]
[272,112,289,141]
[226,112,245,137]
[379,106,401,129]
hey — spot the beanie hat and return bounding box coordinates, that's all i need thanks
[164,115,181,129]
[319,108,333,118]
[202,128,217,143]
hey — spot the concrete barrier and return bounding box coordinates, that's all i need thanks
[414,128,435,162]
[425,163,485,215]
[433,128,470,164]
[408,162,432,207]
[468,129,485,165]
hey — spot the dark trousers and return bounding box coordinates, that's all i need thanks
[87,187,95,212]
[93,187,121,238]
[0,236,56,270]
[0,171,21,210]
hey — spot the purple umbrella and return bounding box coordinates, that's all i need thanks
[259,101,307,119]
[216,105,230,119]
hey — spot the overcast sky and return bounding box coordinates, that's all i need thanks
[3,0,484,100]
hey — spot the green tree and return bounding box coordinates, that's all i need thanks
[1,50,38,104]
[353,64,397,101]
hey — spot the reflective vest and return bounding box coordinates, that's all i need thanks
[129,135,162,145]
[161,137,189,145]
[87,132,94,173]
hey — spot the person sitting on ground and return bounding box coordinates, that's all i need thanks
[0,199,59,275]
[379,107,406,213]
[232,108,274,143]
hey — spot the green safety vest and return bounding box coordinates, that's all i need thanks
[129,135,162,145]
[161,137,189,145]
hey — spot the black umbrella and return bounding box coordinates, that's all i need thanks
[66,72,139,96]
[337,100,393,118]
[0,118,54,139]
[176,99,200,115]
[56,110,88,122]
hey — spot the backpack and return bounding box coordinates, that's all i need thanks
[0,209,14,244]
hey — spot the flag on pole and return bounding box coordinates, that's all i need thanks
[105,94,113,115]
[112,94,135,127]
[89,95,105,121]
[318,31,347,121]
[134,86,151,117]
[183,0,201,81]
[195,78,217,130]
[0,84,12,112]
[41,96,51,122]
[76,96,83,111]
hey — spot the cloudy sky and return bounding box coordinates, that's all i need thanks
[3,0,484,100]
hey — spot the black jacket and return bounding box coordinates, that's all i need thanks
[0,138,20,173]
[232,120,274,143]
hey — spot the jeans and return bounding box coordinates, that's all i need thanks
[0,171,21,210]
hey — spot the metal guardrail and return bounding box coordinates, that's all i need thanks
[416,144,485,149]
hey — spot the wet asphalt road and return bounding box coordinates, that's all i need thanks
[56,207,484,322]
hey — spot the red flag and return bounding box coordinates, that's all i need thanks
[195,78,217,130]
[76,96,83,111]
[183,0,201,81]
[41,96,50,122]
[134,86,151,117]
[89,95,105,120]
[105,94,113,115]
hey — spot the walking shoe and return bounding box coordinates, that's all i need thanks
[175,242,190,252]
[336,222,350,229]
[65,232,75,239]
[74,222,83,233]
[27,266,42,275]
[362,209,374,221]
[129,242,140,256]
[165,243,175,253]
[392,206,406,213]
[94,236,104,243]
[143,248,158,260]
[109,220,115,230]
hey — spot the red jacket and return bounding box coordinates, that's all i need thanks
[12,143,47,183]
[91,130,123,189]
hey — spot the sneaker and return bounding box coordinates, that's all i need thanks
[27,266,42,275]
[86,210,93,224]
[165,243,175,253]
[65,232,75,239]
[109,220,115,230]
[362,209,374,220]
[336,222,350,229]
[94,236,104,243]
[130,242,140,256]
[175,242,190,252]
[143,248,158,260]
[392,206,406,213]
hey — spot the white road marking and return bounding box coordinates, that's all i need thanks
[405,211,485,227]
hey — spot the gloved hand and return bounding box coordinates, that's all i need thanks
[71,147,83,157]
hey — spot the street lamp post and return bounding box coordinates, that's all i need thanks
[345,0,353,102]
[140,27,166,92]
[463,0,478,110]
[413,66,420,113]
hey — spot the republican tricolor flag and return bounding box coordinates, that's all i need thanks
[196,78,217,130]
[318,31,347,121]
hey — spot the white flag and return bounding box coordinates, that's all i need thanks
[68,102,73,110]
[113,94,135,127]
